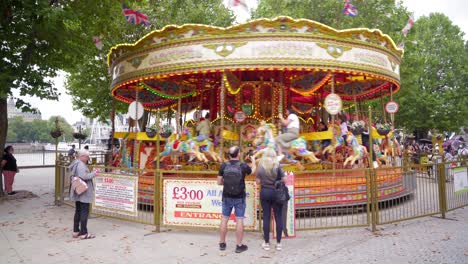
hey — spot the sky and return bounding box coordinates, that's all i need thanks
[13,0,467,125]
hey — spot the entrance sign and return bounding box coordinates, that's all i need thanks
[385,101,399,114]
[163,179,258,229]
[324,93,342,115]
[93,173,138,216]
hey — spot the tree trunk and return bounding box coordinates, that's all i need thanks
[0,97,7,196]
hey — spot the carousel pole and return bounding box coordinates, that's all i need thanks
[330,73,336,175]
[353,88,358,120]
[154,109,161,232]
[133,86,140,170]
[390,86,396,166]
[177,87,182,136]
[219,72,226,159]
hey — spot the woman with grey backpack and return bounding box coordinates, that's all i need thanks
[69,149,98,240]
[255,148,286,251]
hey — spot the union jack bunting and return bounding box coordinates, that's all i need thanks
[342,0,358,17]
[401,14,414,37]
[122,4,151,27]
[228,0,249,12]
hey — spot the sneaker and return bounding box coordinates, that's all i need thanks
[235,244,248,253]
[261,242,270,251]
[7,191,17,195]
[219,242,226,251]
[275,243,282,251]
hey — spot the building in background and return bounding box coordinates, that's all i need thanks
[7,97,42,122]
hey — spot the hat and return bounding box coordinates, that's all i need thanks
[77,149,90,157]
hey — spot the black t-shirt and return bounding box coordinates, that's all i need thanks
[2,153,17,172]
[218,160,252,198]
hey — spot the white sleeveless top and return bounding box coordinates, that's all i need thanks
[287,114,300,129]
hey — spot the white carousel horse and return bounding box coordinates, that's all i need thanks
[343,132,368,168]
[253,122,320,164]
[157,129,208,162]
[323,124,345,155]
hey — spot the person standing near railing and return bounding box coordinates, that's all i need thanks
[1,146,19,195]
[69,150,97,240]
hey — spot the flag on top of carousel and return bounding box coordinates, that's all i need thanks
[122,4,151,27]
[228,0,249,12]
[92,36,103,50]
[401,14,414,37]
[342,0,358,17]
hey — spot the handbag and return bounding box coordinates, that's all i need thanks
[274,167,290,204]
[71,177,88,195]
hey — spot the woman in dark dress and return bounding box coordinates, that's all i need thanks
[1,146,19,195]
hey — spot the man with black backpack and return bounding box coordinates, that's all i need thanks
[217,146,256,253]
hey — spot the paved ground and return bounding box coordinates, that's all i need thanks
[1,168,467,264]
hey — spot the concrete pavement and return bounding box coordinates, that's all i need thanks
[1,168,467,264]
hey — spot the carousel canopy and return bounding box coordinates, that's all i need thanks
[108,16,402,118]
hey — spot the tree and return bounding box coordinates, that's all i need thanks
[65,0,235,122]
[253,0,468,136]
[395,13,468,136]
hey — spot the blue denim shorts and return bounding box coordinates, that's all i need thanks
[222,197,246,219]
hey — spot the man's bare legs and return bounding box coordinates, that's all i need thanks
[235,218,244,246]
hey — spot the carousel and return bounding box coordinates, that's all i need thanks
[108,17,411,208]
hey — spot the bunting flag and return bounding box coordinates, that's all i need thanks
[342,0,358,17]
[92,36,103,50]
[228,0,249,12]
[122,4,151,27]
[401,14,414,37]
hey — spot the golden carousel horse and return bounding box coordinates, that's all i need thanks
[343,132,368,168]
[381,133,401,160]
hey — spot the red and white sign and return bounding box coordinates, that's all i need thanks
[93,173,138,216]
[324,93,342,115]
[273,171,296,239]
[385,101,399,114]
[163,179,258,229]
[234,111,246,123]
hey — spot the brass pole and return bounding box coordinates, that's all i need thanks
[154,109,161,232]
[220,73,226,159]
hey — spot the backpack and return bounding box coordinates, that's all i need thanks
[222,162,244,197]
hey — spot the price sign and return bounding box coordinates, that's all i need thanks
[324,93,342,115]
[172,186,204,200]
[234,111,246,123]
[385,101,399,114]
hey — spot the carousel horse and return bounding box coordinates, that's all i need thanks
[381,134,401,159]
[185,127,222,162]
[343,132,368,168]
[157,129,208,162]
[253,122,320,164]
[323,124,345,155]
[373,144,389,166]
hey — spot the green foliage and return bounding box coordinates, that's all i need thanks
[65,0,235,122]
[254,0,468,135]
[6,116,74,143]
[395,13,468,133]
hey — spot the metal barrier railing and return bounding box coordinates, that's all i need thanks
[54,157,468,233]
[293,168,371,230]
[376,164,439,225]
